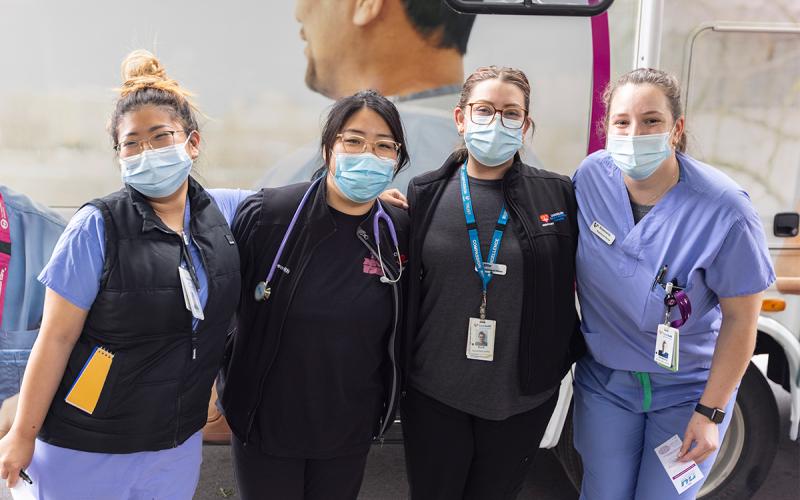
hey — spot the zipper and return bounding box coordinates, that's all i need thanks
[152,224,193,446]
[502,183,537,386]
[243,227,335,445]
[357,229,400,440]
[189,230,210,361]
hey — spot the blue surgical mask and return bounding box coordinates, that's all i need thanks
[464,118,524,167]
[606,131,672,180]
[333,152,396,203]
[119,138,193,198]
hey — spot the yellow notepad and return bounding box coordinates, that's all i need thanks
[64,346,114,415]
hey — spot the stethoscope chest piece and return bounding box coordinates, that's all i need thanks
[254,281,271,302]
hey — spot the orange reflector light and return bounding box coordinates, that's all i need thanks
[762,299,786,312]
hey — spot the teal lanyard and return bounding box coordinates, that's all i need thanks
[459,163,509,319]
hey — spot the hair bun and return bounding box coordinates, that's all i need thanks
[121,49,167,83]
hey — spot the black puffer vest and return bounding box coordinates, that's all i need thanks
[40,178,240,453]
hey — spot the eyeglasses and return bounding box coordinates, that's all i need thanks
[466,102,527,129]
[115,130,188,157]
[336,134,401,160]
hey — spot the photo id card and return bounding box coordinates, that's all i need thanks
[654,323,679,371]
[655,434,704,494]
[466,317,495,361]
[178,266,205,320]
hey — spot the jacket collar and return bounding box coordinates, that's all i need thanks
[424,150,524,185]
[126,176,210,233]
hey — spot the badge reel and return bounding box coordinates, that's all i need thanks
[654,281,691,372]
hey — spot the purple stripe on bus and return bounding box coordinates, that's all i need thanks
[588,10,611,154]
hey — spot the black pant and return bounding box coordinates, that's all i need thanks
[231,436,369,500]
[400,387,559,500]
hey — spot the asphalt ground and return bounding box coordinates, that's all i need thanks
[2,383,797,499]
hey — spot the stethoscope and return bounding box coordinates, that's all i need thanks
[254,176,403,302]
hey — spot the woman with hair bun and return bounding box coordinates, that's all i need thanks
[0,50,250,498]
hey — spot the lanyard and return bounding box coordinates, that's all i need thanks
[0,192,11,329]
[459,164,509,319]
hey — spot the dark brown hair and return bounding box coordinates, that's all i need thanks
[315,89,409,179]
[601,68,687,152]
[109,50,199,150]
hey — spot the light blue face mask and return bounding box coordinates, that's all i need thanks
[464,118,524,167]
[119,137,193,198]
[333,152,396,204]
[606,131,673,180]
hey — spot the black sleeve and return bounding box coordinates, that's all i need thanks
[232,190,265,283]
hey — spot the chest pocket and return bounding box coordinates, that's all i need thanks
[640,278,713,334]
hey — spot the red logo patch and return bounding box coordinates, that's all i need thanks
[539,214,550,223]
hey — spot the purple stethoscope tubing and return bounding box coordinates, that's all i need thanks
[254,176,402,301]
[373,201,402,284]
[254,177,322,301]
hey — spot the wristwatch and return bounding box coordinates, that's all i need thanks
[695,403,725,424]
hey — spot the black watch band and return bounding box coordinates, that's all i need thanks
[695,403,725,424]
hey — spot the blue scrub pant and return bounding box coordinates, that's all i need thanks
[25,430,202,499]
[573,356,736,500]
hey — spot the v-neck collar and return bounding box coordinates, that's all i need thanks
[613,155,687,252]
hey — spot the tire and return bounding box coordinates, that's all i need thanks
[698,362,779,499]
[553,362,779,498]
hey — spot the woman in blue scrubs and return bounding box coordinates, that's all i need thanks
[572,68,774,499]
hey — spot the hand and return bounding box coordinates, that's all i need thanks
[678,411,720,464]
[0,429,35,488]
[0,394,20,440]
[379,188,408,209]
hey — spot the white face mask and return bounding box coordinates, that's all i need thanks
[606,129,673,180]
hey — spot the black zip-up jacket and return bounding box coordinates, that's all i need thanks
[405,152,585,395]
[40,178,240,453]
[221,180,408,446]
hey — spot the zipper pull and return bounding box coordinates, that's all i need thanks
[181,230,190,246]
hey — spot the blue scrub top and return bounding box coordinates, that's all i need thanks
[573,151,775,374]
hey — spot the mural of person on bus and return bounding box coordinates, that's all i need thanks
[258,0,471,192]
[0,50,252,497]
[571,68,775,500]
[0,187,65,440]
[401,65,584,499]
[222,90,409,500]
[259,0,542,192]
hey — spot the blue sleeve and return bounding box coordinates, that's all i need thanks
[36,206,106,310]
[706,202,776,298]
[208,189,258,227]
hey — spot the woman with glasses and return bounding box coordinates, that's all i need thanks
[0,50,250,498]
[221,89,409,500]
[401,66,584,499]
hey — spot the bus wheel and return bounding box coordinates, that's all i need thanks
[553,362,779,498]
[698,362,778,498]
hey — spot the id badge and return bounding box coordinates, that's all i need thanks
[654,323,679,371]
[466,317,495,361]
[178,266,205,320]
